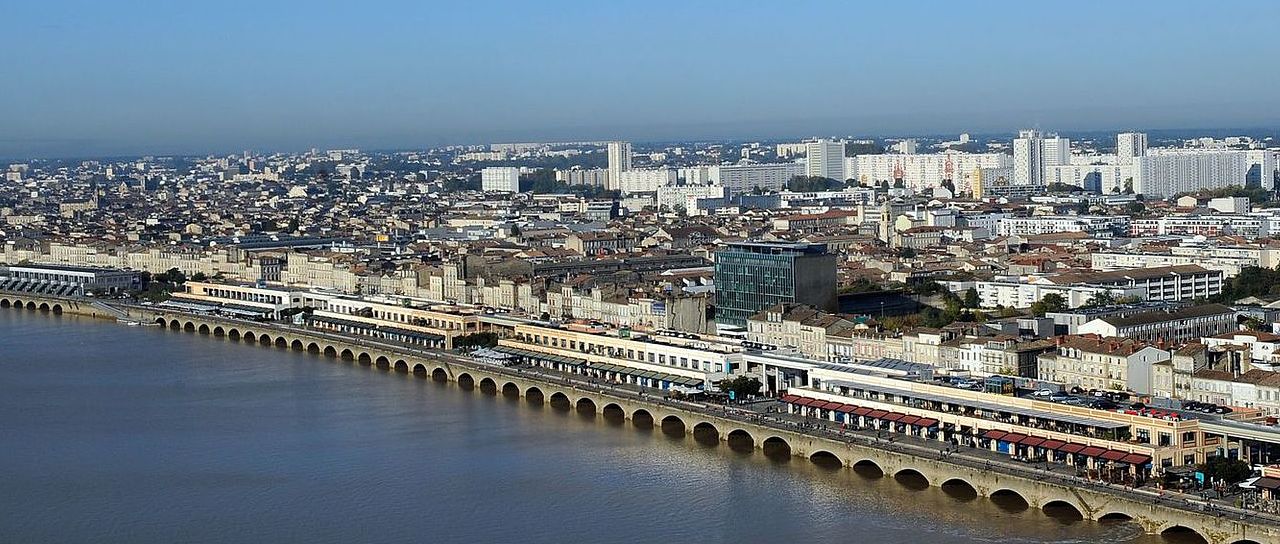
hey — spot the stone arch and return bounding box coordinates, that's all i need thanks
[725,429,755,452]
[357,352,372,366]
[525,386,544,403]
[259,334,272,346]
[0,298,9,308]
[393,360,408,373]
[548,391,570,408]
[197,324,210,335]
[502,382,521,397]
[1159,525,1206,544]
[457,373,475,389]
[413,363,428,376]
[183,321,196,332]
[432,368,448,382]
[243,331,256,342]
[936,478,972,496]
[631,408,654,428]
[170,319,181,330]
[809,450,843,468]
[1229,540,1262,544]
[340,348,354,361]
[291,339,304,351]
[989,489,1030,511]
[155,317,167,326]
[575,397,597,414]
[893,468,929,490]
[227,328,240,339]
[1097,511,1134,523]
[374,355,390,370]
[762,436,791,459]
[659,414,686,435]
[601,402,625,419]
[306,342,320,354]
[479,377,498,394]
[273,336,286,348]
[1041,499,1084,521]
[26,301,36,310]
[38,302,50,312]
[323,346,338,358]
[940,478,978,500]
[692,421,718,434]
[213,326,225,337]
[51,304,62,314]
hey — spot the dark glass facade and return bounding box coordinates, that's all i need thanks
[713,242,837,327]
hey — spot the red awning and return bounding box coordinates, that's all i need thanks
[866,410,889,419]
[1058,443,1086,454]
[852,407,873,416]
[1040,439,1067,451]
[1019,436,1047,447]
[981,430,1008,440]
[1119,453,1152,465]
[1001,433,1028,443]
[1100,450,1128,462]
[882,412,906,422]
[797,398,820,407]
[1079,446,1107,458]
[915,418,939,428]
[899,415,921,426]
[780,394,799,403]
[821,401,844,411]
[835,404,857,413]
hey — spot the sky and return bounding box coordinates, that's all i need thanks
[3,0,1280,158]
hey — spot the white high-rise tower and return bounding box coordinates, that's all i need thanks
[805,139,846,181]
[1013,129,1044,186]
[607,141,632,190]
[1117,132,1148,165]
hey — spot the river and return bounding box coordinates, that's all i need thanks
[0,310,1202,543]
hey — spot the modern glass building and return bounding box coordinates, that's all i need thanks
[713,242,837,328]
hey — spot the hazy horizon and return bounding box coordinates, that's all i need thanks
[4,1,1280,159]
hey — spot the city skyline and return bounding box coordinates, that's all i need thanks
[5,1,1280,158]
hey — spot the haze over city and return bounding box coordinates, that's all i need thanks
[4,0,1280,157]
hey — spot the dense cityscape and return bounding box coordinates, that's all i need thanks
[7,2,1280,544]
[5,129,1280,540]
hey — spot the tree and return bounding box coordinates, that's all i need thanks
[787,175,842,192]
[519,168,567,194]
[963,287,980,309]
[718,376,762,399]
[1082,291,1116,308]
[1122,178,1134,195]
[191,272,208,282]
[1199,456,1252,484]
[1029,293,1067,316]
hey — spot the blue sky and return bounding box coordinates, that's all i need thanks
[3,0,1279,157]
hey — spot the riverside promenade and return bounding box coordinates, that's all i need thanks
[3,292,1276,544]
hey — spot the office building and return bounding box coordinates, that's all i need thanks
[713,241,837,328]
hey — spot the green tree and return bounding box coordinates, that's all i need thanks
[787,175,843,192]
[1029,293,1067,316]
[1082,291,1116,308]
[718,376,763,399]
[191,272,208,282]
[963,287,980,308]
[1199,457,1252,484]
